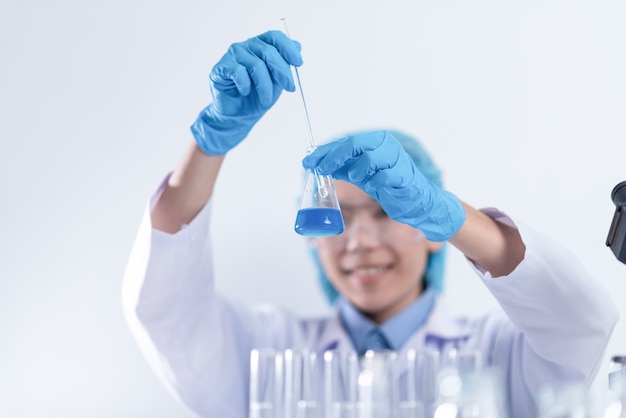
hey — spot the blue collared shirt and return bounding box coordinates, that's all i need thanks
[337,288,436,355]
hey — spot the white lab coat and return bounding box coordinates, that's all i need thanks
[123,178,619,418]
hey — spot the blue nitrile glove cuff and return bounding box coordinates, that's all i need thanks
[190,104,260,156]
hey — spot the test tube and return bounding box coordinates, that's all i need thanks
[358,369,374,418]
[398,350,425,418]
[416,349,440,406]
[250,349,281,418]
[414,349,440,418]
[285,349,321,418]
[360,350,399,418]
[324,350,359,418]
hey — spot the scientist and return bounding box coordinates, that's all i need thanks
[123,30,619,418]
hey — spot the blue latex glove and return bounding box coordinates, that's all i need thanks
[191,31,303,155]
[302,131,466,242]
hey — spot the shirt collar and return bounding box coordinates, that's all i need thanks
[338,289,436,354]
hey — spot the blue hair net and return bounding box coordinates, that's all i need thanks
[309,130,447,305]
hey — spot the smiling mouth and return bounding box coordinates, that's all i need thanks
[341,263,394,278]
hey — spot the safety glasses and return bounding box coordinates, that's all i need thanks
[312,200,424,252]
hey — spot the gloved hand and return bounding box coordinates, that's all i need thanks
[302,131,466,242]
[191,31,303,155]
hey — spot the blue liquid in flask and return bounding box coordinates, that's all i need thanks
[294,207,344,237]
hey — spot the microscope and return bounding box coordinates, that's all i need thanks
[606,181,626,265]
[606,181,626,390]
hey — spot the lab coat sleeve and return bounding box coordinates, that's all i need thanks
[472,208,619,415]
[122,175,305,418]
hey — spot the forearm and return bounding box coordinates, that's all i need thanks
[449,202,526,277]
[152,142,225,233]
[124,193,254,416]
[478,217,619,387]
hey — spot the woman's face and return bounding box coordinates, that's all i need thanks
[314,180,442,324]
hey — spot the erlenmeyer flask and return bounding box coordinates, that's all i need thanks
[280,18,344,238]
[295,169,344,236]
[294,167,344,237]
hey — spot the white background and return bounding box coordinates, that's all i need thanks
[1,1,626,416]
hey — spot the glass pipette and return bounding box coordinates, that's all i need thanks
[280,18,328,198]
[284,19,344,237]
